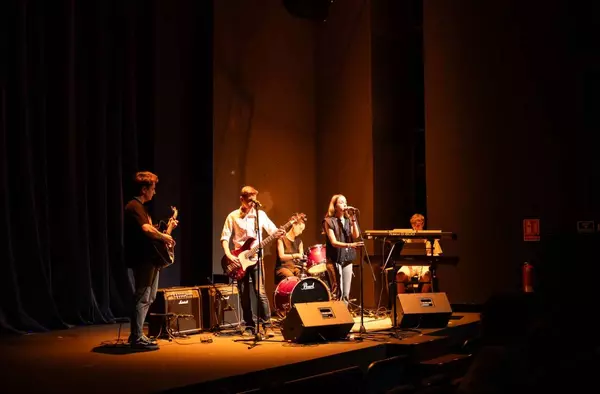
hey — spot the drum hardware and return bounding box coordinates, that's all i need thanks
[299,262,308,279]
[294,257,309,279]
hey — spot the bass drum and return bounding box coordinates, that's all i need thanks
[274,276,331,318]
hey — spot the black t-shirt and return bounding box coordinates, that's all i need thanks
[123,198,154,268]
[275,235,302,269]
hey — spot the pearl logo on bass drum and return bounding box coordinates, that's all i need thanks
[301,282,315,291]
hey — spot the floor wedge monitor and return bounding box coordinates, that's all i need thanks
[396,292,452,329]
[282,301,354,343]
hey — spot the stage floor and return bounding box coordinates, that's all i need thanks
[0,312,480,394]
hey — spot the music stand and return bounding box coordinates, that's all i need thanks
[384,239,428,330]
[382,239,403,329]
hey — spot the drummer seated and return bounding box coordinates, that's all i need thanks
[275,220,306,285]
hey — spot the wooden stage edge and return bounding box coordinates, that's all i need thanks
[1,312,480,394]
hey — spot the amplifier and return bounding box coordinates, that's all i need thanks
[198,284,241,330]
[148,286,202,338]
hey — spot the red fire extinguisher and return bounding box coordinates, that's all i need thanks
[523,262,534,292]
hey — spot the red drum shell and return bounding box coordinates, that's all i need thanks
[273,276,330,317]
[306,244,327,274]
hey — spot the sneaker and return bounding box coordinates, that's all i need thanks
[128,334,154,344]
[141,335,157,345]
[264,327,276,338]
[130,339,159,350]
[241,328,255,337]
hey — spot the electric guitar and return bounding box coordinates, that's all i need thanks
[221,212,307,281]
[152,206,178,269]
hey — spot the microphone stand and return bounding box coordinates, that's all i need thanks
[253,204,264,346]
[252,206,263,345]
[358,240,366,335]
[353,212,371,336]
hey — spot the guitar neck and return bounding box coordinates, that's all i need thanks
[166,223,176,236]
[248,221,293,256]
[165,212,178,235]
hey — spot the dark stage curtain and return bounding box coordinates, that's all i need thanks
[0,0,156,334]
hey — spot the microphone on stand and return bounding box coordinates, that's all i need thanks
[250,198,263,208]
[344,206,359,213]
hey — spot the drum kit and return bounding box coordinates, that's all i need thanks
[273,244,334,318]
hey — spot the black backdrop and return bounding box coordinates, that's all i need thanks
[0,0,213,334]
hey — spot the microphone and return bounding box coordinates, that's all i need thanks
[250,198,262,208]
[344,206,359,212]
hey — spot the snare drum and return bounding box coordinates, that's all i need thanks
[273,276,331,318]
[306,244,327,274]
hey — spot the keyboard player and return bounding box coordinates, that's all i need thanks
[396,213,443,294]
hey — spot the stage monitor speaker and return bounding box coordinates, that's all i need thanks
[282,301,354,343]
[198,284,241,330]
[396,292,452,329]
[148,286,202,338]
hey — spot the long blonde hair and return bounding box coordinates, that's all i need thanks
[325,194,351,218]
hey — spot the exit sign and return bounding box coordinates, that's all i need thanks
[523,219,540,241]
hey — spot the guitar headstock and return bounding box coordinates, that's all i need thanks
[170,206,178,220]
[290,212,307,225]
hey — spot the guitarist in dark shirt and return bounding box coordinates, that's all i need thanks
[124,171,177,349]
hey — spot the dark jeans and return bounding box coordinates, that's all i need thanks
[238,261,271,329]
[130,264,160,340]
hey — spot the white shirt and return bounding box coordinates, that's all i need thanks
[397,239,443,277]
[220,207,278,250]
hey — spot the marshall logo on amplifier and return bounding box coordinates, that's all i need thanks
[148,287,202,338]
[396,292,453,329]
